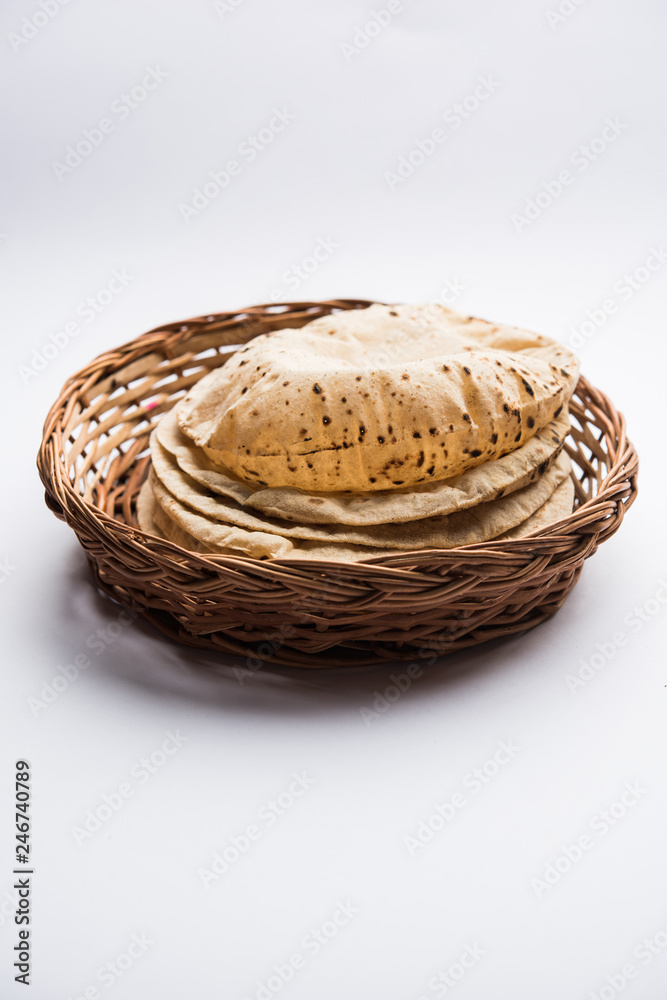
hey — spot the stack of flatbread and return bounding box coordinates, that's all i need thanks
[137,304,579,561]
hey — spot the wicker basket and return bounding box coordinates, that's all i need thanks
[37,300,638,668]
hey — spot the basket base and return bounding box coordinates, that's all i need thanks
[88,555,584,669]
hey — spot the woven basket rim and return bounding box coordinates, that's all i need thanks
[37,301,638,573]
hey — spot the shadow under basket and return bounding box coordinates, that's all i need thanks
[37,299,639,668]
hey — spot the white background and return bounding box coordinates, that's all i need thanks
[2,1,667,998]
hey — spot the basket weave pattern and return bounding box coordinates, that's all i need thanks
[38,300,639,667]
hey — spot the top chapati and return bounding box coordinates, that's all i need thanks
[157,403,570,526]
[177,303,579,493]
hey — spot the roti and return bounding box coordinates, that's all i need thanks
[177,303,579,492]
[141,450,572,558]
[157,405,569,526]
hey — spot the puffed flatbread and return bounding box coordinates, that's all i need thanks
[157,405,570,526]
[177,303,579,492]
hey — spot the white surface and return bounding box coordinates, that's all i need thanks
[2,1,666,998]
